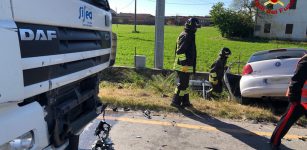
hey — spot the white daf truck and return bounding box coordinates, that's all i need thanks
[0,0,116,149]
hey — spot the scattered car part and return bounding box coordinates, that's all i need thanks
[92,121,113,150]
[124,107,131,112]
[143,110,152,119]
[189,80,212,99]
[223,67,242,102]
[112,107,118,112]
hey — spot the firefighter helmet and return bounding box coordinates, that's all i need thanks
[185,18,201,31]
[219,47,232,57]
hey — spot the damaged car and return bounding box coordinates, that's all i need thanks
[225,48,307,104]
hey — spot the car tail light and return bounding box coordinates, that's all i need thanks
[242,64,253,75]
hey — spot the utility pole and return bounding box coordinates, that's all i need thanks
[154,0,165,69]
[134,0,137,33]
[116,7,118,28]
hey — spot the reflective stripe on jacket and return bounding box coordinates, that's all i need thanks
[209,72,218,85]
[302,81,307,103]
[173,53,194,72]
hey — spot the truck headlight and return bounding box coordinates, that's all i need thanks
[0,131,34,150]
[110,32,117,66]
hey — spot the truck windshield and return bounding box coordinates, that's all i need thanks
[82,0,110,11]
[248,50,306,63]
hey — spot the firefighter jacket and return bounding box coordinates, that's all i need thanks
[209,56,228,85]
[288,55,307,103]
[173,30,197,73]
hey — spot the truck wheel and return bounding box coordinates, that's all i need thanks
[66,135,80,150]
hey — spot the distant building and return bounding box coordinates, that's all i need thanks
[113,13,155,25]
[254,0,306,41]
[165,16,213,26]
[199,16,213,26]
[111,11,213,27]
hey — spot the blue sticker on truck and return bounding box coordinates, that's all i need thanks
[79,6,93,27]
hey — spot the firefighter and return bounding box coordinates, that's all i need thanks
[270,54,307,149]
[171,18,201,108]
[209,48,232,95]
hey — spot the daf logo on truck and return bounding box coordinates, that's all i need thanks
[19,29,57,41]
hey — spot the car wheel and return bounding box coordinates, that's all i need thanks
[238,96,250,105]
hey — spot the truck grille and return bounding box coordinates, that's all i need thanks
[16,23,111,86]
[16,23,111,58]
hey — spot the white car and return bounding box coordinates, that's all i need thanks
[240,48,307,103]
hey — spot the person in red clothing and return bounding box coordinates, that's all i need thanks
[270,54,307,149]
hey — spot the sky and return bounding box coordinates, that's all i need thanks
[109,0,233,16]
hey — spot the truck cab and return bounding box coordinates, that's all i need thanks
[0,0,116,149]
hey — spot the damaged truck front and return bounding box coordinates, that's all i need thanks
[0,0,116,149]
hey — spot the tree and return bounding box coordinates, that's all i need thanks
[210,2,254,38]
[231,0,255,17]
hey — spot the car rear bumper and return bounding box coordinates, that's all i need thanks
[241,85,288,98]
[240,75,291,99]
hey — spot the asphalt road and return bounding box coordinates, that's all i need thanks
[79,109,307,150]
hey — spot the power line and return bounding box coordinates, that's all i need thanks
[120,0,135,10]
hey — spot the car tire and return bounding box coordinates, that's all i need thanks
[238,96,250,105]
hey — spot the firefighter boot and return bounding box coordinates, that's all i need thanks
[182,94,193,108]
[171,94,182,108]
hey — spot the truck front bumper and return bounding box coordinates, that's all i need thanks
[0,102,49,150]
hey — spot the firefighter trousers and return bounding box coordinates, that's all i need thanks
[172,71,191,106]
[212,79,223,93]
[270,102,307,147]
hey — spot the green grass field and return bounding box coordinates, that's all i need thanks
[113,24,307,72]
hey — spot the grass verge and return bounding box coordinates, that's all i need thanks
[99,86,277,122]
[99,67,283,123]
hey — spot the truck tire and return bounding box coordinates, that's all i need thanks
[66,135,80,150]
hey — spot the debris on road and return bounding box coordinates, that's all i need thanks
[299,137,307,141]
[162,144,167,147]
[124,107,131,111]
[136,136,142,139]
[112,107,118,112]
[171,121,176,127]
[153,114,161,117]
[143,110,152,119]
[204,147,219,150]
[92,121,114,150]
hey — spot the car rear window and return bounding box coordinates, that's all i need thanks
[248,50,306,63]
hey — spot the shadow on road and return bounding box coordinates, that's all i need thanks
[179,107,293,150]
